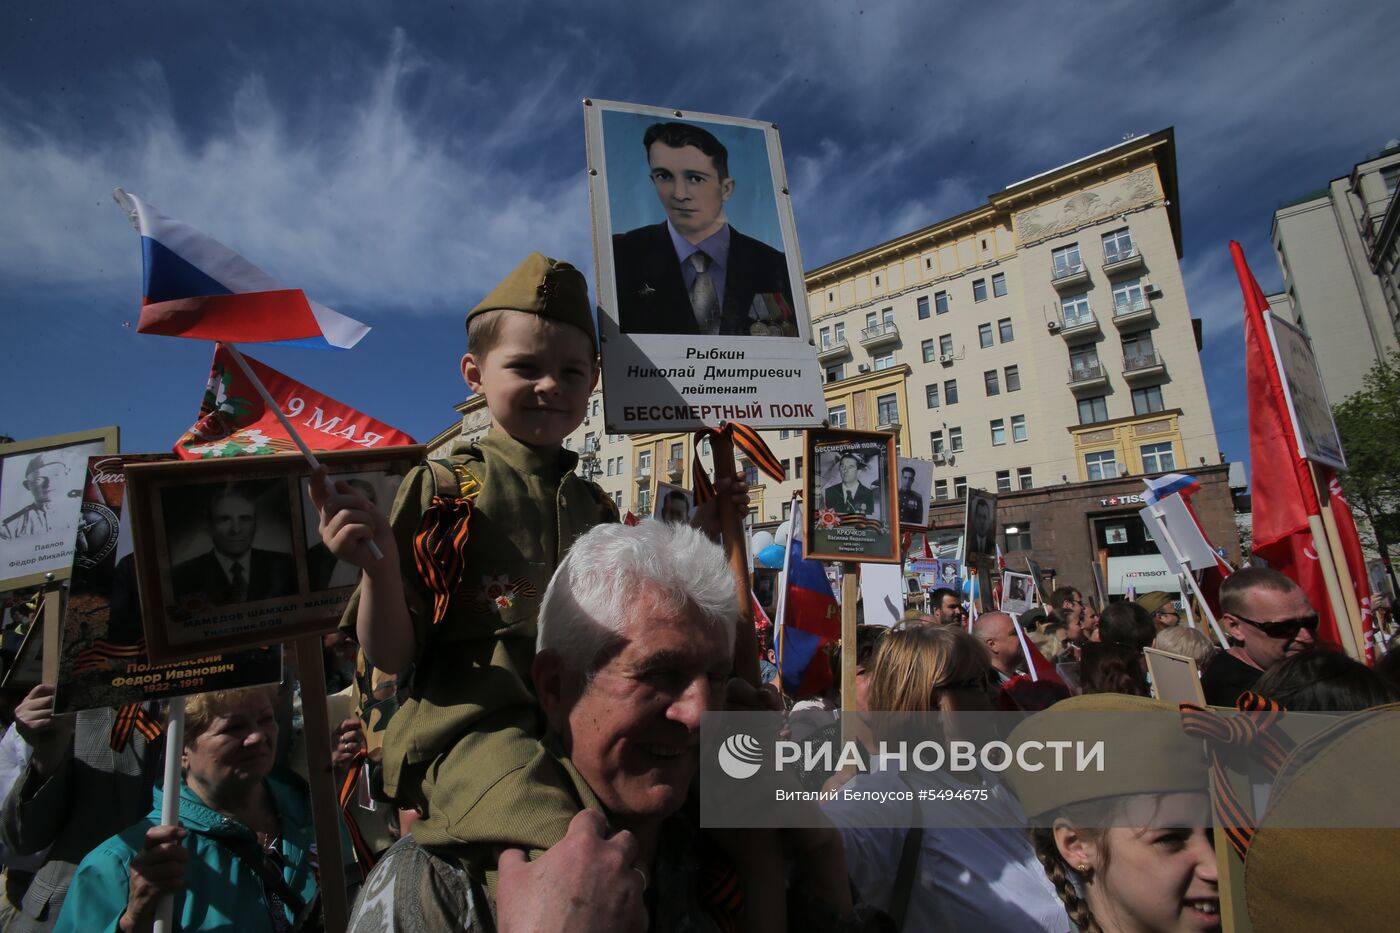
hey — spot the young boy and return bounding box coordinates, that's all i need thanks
[311,253,614,863]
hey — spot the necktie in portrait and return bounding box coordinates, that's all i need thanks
[689,251,720,334]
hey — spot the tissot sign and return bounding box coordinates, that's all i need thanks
[1100,493,1145,507]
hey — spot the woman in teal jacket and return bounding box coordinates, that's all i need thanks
[56,687,319,933]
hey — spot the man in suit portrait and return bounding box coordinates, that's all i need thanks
[170,484,295,606]
[965,494,997,560]
[823,453,876,516]
[612,121,796,337]
[897,466,925,526]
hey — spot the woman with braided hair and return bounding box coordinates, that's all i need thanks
[1007,695,1220,933]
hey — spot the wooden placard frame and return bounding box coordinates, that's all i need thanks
[803,427,900,564]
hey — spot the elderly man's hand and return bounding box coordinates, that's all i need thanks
[497,809,646,933]
[725,676,782,714]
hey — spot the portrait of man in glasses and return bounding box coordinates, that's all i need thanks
[1202,566,1318,707]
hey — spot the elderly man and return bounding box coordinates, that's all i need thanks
[973,612,1024,684]
[1202,566,1318,707]
[347,520,856,932]
[170,484,295,606]
[613,121,794,337]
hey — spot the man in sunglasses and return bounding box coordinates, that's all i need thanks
[1202,566,1319,707]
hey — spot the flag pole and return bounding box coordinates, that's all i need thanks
[1010,614,1038,683]
[1311,466,1368,657]
[1177,573,1198,630]
[221,343,383,563]
[1305,509,1361,659]
[152,696,185,933]
[839,561,859,746]
[710,427,760,687]
[1146,506,1230,648]
[774,495,799,698]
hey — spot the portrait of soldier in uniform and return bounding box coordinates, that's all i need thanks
[0,456,71,539]
[823,452,877,516]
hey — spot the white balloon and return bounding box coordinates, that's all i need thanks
[774,524,791,547]
[750,531,775,554]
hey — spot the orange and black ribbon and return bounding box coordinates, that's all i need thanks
[110,702,163,752]
[1178,691,1292,859]
[337,748,377,875]
[692,422,784,504]
[411,464,478,627]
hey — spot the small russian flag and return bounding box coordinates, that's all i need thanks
[114,189,369,350]
[1142,472,1200,505]
[776,500,839,698]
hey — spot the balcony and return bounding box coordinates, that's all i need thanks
[876,415,901,432]
[1102,246,1146,275]
[1067,362,1109,391]
[634,463,652,484]
[859,321,900,351]
[1111,296,1155,326]
[1056,312,1101,339]
[1123,350,1166,380]
[816,338,851,364]
[666,457,685,479]
[1051,261,1091,289]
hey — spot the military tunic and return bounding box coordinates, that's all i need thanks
[339,430,613,853]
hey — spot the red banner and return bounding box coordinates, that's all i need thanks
[174,345,415,459]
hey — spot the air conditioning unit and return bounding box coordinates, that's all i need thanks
[858,363,871,373]
[1047,320,1061,333]
[1143,282,1161,296]
[939,353,956,364]
[931,451,947,464]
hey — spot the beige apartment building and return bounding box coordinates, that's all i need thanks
[429,128,1233,591]
[1269,140,1400,405]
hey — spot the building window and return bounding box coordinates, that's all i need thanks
[1011,414,1027,442]
[1085,450,1119,481]
[866,311,877,329]
[829,404,847,428]
[1005,365,1021,392]
[1017,466,1033,490]
[998,318,1014,343]
[973,278,988,302]
[996,470,1011,493]
[613,491,623,511]
[930,430,945,454]
[1141,441,1176,473]
[991,419,1006,446]
[834,322,846,343]
[934,479,949,500]
[779,429,791,440]
[1005,521,1032,550]
[743,464,759,486]
[1052,243,1083,278]
[949,427,963,451]
[638,488,652,512]
[935,290,949,314]
[1102,227,1134,264]
[1078,395,1109,425]
[826,363,845,383]
[780,458,790,481]
[795,457,803,479]
[939,334,954,356]
[1112,277,1146,316]
[782,500,792,521]
[638,450,652,472]
[992,272,1007,298]
[984,369,1000,396]
[877,393,899,425]
[917,295,930,319]
[1122,331,1156,368]
[1132,385,1165,415]
[700,438,710,455]
[1385,166,1400,195]
[605,458,614,476]
[922,338,936,363]
[925,384,940,408]
[873,352,895,371]
[1070,345,1101,378]
[978,323,993,348]
[944,379,959,404]
[1062,292,1092,328]
[669,442,682,462]
[819,326,830,348]
[954,476,968,498]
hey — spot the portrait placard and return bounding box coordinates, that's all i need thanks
[803,428,899,564]
[126,446,423,661]
[55,454,282,711]
[1024,557,1052,604]
[583,99,824,433]
[1144,647,1205,706]
[1,588,58,693]
[961,488,998,564]
[652,482,694,525]
[0,427,119,590]
[1000,571,1035,616]
[894,457,933,529]
[1264,311,1346,471]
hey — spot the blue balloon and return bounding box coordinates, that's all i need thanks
[758,544,786,568]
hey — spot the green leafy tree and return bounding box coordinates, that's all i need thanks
[1333,350,1400,584]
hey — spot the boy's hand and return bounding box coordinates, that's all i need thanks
[308,467,394,573]
[690,477,750,542]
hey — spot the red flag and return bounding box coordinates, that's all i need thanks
[174,345,416,459]
[1324,471,1377,663]
[623,511,640,527]
[1232,242,1343,648]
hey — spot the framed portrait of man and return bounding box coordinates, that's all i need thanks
[803,428,899,564]
[962,488,998,564]
[894,457,933,529]
[0,426,119,590]
[1000,571,1035,615]
[583,99,824,434]
[125,446,423,661]
[299,468,411,592]
[652,482,694,525]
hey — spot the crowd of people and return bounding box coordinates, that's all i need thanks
[1,250,1397,931]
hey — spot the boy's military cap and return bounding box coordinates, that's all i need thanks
[467,252,596,351]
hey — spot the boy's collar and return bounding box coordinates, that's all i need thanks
[476,429,578,475]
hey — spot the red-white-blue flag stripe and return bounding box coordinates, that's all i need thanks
[1141,472,1201,504]
[114,188,369,350]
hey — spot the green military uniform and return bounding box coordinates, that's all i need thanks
[340,431,614,853]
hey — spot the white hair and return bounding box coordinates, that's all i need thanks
[538,520,737,678]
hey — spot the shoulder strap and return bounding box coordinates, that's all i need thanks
[211,832,319,932]
[427,458,482,504]
[888,826,923,932]
[583,479,619,524]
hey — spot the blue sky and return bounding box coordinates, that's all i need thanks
[2,0,1396,469]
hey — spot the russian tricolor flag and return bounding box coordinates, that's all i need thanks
[1141,472,1201,505]
[114,189,369,350]
[775,500,839,698]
